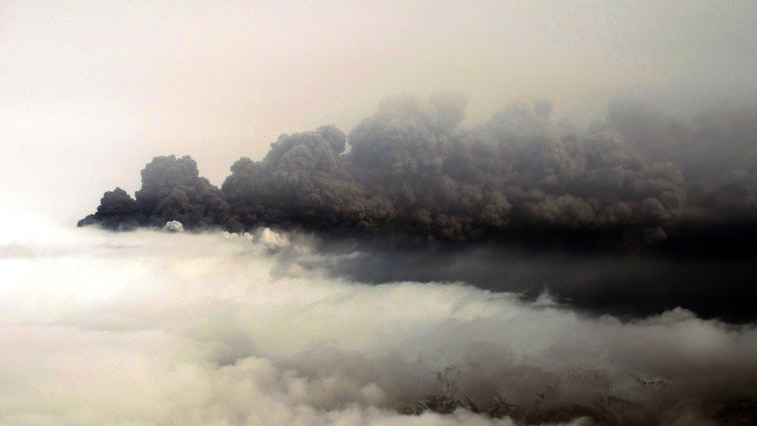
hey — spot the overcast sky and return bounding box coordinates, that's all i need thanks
[2,0,756,222]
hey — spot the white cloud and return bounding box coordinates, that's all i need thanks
[1,219,755,424]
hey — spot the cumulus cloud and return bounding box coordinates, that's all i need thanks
[2,219,757,425]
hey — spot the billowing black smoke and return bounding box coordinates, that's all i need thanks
[80,93,757,254]
[80,155,231,231]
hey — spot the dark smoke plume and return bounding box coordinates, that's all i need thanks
[80,155,231,230]
[80,93,757,257]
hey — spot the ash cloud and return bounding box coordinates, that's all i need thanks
[3,220,757,425]
[322,243,757,324]
[76,94,757,321]
[80,94,757,256]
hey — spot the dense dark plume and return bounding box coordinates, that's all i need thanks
[79,93,757,255]
[216,93,685,248]
[80,155,231,230]
[82,92,757,252]
[77,187,141,231]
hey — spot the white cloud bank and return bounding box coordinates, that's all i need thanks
[1,218,756,425]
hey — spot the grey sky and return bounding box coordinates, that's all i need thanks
[1,0,755,222]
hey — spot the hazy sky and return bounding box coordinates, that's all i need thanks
[1,0,756,222]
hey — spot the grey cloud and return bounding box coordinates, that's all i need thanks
[80,94,756,256]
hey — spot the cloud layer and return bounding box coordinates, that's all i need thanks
[3,219,757,425]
